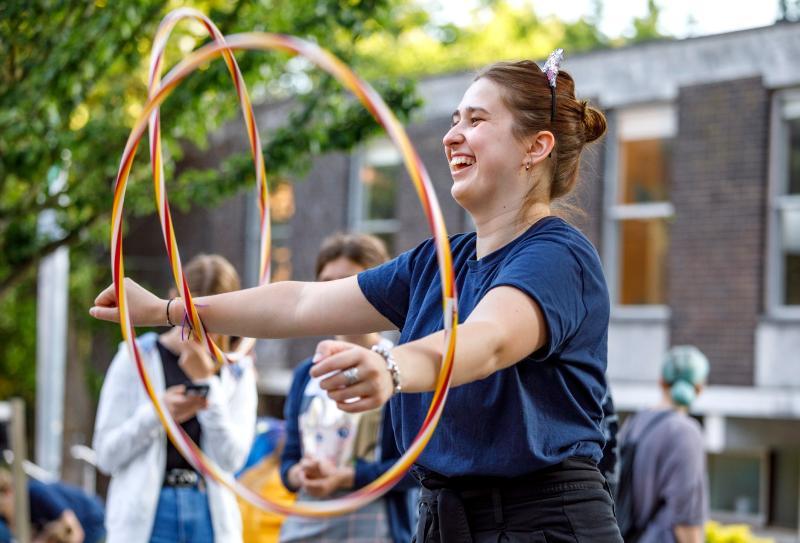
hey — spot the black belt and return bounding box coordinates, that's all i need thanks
[164,468,202,488]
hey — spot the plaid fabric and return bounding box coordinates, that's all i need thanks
[279,493,392,543]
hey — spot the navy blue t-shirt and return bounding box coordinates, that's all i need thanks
[357,217,610,478]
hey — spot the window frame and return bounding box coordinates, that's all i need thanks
[766,89,800,319]
[707,449,770,528]
[603,103,677,318]
[348,138,402,244]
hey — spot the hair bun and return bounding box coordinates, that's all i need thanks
[581,100,606,144]
[670,380,696,407]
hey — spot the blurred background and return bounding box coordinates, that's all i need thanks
[1,0,799,541]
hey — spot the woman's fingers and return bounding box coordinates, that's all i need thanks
[312,339,354,363]
[335,397,382,413]
[90,277,166,326]
[309,343,361,378]
[325,381,374,404]
[90,283,121,322]
[89,305,121,323]
[94,283,118,307]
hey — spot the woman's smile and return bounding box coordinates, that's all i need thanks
[449,153,476,176]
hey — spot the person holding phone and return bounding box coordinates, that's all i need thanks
[93,254,257,543]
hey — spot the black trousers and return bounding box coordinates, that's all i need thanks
[411,458,623,543]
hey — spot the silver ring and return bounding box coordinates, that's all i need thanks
[342,367,359,387]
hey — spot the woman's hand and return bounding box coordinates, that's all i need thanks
[309,339,394,413]
[90,278,168,326]
[178,337,216,381]
[298,457,354,498]
[163,385,207,423]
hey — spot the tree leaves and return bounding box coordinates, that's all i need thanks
[0,0,424,299]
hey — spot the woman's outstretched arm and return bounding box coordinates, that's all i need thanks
[90,275,394,338]
[310,285,548,413]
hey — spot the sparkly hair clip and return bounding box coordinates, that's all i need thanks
[542,48,564,122]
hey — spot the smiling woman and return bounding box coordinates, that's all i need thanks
[92,50,618,542]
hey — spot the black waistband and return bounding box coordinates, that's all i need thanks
[413,457,602,491]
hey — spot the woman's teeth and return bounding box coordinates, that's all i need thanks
[449,156,475,170]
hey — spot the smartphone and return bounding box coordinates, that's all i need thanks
[184,383,210,398]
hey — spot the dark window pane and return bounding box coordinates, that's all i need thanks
[781,207,800,305]
[619,138,673,204]
[770,450,799,528]
[709,454,762,515]
[619,218,669,305]
[360,163,399,221]
[788,118,800,195]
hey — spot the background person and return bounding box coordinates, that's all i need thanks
[0,468,105,543]
[93,254,258,543]
[616,346,710,543]
[279,233,417,543]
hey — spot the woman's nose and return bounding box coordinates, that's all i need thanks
[442,124,464,149]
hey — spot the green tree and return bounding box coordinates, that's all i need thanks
[0,0,427,422]
[629,0,666,44]
[354,0,611,79]
[0,0,425,302]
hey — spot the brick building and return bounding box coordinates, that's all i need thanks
[124,22,800,534]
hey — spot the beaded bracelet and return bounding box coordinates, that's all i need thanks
[371,344,402,394]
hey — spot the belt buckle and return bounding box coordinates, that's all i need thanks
[166,469,198,487]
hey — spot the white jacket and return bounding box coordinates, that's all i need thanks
[93,332,257,543]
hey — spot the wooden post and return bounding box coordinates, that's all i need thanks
[10,398,30,543]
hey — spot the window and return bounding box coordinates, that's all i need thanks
[769,449,799,529]
[269,181,295,282]
[349,139,402,253]
[604,105,676,311]
[708,452,766,524]
[768,91,800,314]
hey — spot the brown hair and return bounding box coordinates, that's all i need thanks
[475,60,606,202]
[184,254,241,297]
[315,233,390,277]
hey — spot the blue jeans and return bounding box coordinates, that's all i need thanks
[149,486,214,543]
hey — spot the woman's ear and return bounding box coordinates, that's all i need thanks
[694,383,704,397]
[527,130,555,166]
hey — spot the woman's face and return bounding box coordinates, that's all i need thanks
[318,257,365,282]
[442,78,528,212]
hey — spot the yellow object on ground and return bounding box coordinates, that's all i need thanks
[705,520,774,543]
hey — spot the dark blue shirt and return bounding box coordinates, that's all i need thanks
[358,217,610,478]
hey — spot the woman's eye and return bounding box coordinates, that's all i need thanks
[471,118,483,126]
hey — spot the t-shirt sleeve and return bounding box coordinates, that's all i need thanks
[489,239,586,359]
[357,240,430,330]
[660,425,708,526]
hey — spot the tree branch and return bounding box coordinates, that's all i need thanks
[0,214,103,302]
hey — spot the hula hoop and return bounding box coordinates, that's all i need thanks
[148,8,267,366]
[111,20,458,516]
